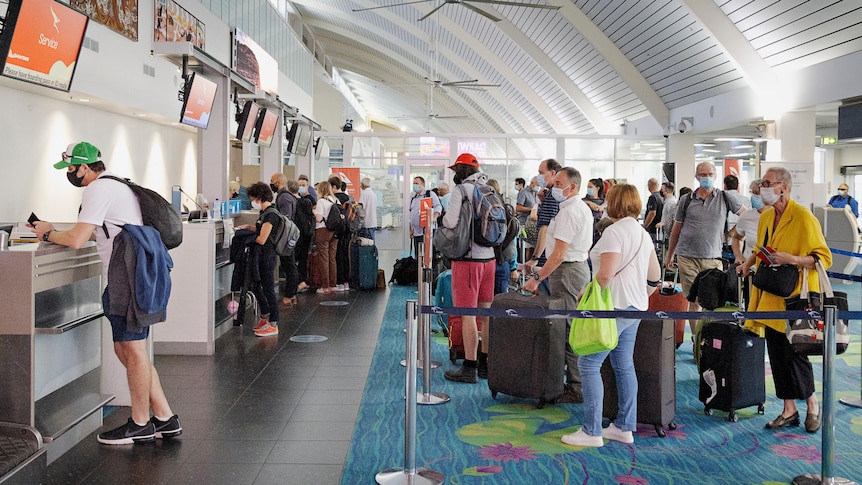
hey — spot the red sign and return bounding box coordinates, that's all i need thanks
[419,198,432,227]
[330,167,360,200]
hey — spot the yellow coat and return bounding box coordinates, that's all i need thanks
[746,198,832,333]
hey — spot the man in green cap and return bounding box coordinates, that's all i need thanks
[32,142,182,445]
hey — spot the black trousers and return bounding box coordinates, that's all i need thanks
[336,234,351,284]
[251,249,278,323]
[295,234,312,285]
[279,252,298,298]
[765,325,815,401]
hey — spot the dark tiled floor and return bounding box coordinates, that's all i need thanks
[43,288,389,485]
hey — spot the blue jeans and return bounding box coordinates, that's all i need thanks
[577,309,640,436]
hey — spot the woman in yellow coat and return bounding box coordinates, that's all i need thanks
[738,167,831,434]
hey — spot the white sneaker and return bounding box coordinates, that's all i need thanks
[601,423,634,444]
[336,284,348,292]
[561,428,603,447]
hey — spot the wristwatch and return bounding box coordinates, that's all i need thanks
[530,255,539,261]
[531,272,541,282]
[42,230,52,242]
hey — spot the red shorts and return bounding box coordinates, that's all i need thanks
[451,260,496,307]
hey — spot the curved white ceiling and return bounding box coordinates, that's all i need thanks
[293,0,862,135]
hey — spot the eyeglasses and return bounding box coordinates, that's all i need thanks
[760,180,782,188]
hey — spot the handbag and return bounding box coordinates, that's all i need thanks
[785,259,850,355]
[569,279,617,356]
[751,230,799,297]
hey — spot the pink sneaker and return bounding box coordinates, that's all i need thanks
[254,323,278,337]
[253,318,268,331]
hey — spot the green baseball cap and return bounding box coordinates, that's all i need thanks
[54,142,100,169]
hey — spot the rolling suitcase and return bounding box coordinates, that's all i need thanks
[487,292,566,408]
[601,319,677,437]
[350,242,379,289]
[434,269,481,358]
[648,267,687,348]
[698,321,766,421]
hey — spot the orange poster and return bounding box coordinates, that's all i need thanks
[3,0,89,91]
[331,168,361,200]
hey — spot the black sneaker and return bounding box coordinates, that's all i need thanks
[151,415,183,439]
[444,365,477,384]
[97,418,155,445]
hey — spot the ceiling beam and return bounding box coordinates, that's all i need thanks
[549,0,670,127]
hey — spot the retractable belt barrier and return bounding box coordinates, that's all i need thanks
[828,247,862,282]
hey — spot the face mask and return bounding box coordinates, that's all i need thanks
[299,185,307,195]
[838,189,847,196]
[67,167,85,187]
[515,185,520,191]
[586,187,596,197]
[760,187,780,206]
[531,185,539,192]
[270,183,279,193]
[698,177,715,190]
[412,184,420,193]
[551,187,566,202]
[537,177,547,189]
[750,194,764,209]
[251,200,261,210]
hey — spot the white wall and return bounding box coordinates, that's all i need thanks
[0,85,196,223]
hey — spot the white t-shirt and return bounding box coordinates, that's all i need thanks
[314,196,336,229]
[545,195,593,263]
[733,209,762,258]
[589,217,653,311]
[359,186,378,228]
[76,172,143,284]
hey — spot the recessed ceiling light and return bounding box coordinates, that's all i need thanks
[702,149,721,153]
[79,99,90,102]
[694,143,715,147]
[734,144,754,149]
[714,137,750,142]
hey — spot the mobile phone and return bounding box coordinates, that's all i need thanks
[28,212,40,225]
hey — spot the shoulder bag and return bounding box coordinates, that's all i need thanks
[785,258,850,355]
[751,229,799,297]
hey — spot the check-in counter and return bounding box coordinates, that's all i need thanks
[0,242,113,464]
[153,219,233,355]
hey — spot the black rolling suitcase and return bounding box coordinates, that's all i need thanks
[601,319,677,437]
[698,321,765,421]
[487,292,566,408]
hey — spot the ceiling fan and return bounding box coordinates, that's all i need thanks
[353,0,560,22]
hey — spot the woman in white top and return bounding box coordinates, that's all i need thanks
[561,184,661,448]
[730,179,768,264]
[313,181,339,294]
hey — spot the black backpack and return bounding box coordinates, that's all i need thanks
[390,256,418,285]
[101,175,183,249]
[293,197,315,237]
[324,198,345,233]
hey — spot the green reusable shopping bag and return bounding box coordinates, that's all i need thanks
[569,279,618,356]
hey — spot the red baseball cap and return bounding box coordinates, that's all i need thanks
[449,153,479,170]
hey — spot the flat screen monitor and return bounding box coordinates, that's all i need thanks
[179,72,217,129]
[293,125,312,157]
[236,100,261,142]
[838,102,862,141]
[254,109,278,148]
[0,0,89,92]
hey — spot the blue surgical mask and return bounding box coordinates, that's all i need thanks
[412,183,420,193]
[699,177,715,190]
[551,187,566,202]
[532,185,539,192]
[537,177,547,189]
[586,187,596,197]
[298,185,307,195]
[750,194,764,210]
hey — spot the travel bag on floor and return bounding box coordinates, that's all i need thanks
[647,267,688,349]
[487,292,566,408]
[698,321,766,422]
[350,242,379,290]
[601,319,677,437]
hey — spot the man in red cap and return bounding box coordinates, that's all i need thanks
[441,153,496,383]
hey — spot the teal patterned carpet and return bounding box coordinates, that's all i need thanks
[341,285,862,485]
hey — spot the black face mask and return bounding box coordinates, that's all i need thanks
[270,183,279,193]
[67,167,85,187]
[453,174,464,185]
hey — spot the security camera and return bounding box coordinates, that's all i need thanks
[662,125,672,138]
[678,117,694,134]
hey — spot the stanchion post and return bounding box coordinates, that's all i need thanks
[840,305,862,408]
[376,301,444,485]
[418,205,449,405]
[791,304,858,485]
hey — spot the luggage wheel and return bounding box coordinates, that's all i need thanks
[675,342,682,350]
[655,425,666,438]
[668,422,677,430]
[536,400,546,410]
[757,404,765,415]
[491,390,498,400]
[704,407,713,416]
[728,411,739,422]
